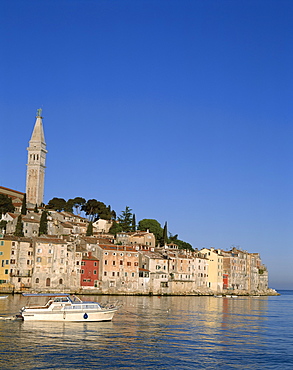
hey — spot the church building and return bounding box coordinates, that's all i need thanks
[26,109,47,206]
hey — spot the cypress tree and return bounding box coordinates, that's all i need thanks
[21,194,27,215]
[14,215,24,237]
[86,221,93,236]
[34,204,39,213]
[163,221,168,246]
[39,211,48,236]
[132,214,136,232]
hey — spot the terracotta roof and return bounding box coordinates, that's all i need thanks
[98,244,136,252]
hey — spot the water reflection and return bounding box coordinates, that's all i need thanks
[0,294,289,370]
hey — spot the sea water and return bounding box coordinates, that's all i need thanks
[0,291,292,369]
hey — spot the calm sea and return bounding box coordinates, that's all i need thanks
[0,291,292,370]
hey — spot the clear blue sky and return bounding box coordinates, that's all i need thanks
[1,0,292,289]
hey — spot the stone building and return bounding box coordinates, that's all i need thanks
[26,109,47,206]
[200,248,223,293]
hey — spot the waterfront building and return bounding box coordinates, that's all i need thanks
[139,250,169,294]
[95,244,139,294]
[0,236,12,288]
[32,236,79,292]
[200,248,223,293]
[80,251,99,289]
[26,109,47,206]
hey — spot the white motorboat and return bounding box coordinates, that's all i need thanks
[0,295,8,299]
[18,293,120,322]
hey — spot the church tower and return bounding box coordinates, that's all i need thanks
[26,108,47,206]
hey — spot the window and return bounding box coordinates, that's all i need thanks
[10,259,15,264]
[93,270,97,275]
[105,260,108,265]
[132,273,135,277]
[104,271,107,276]
[81,269,84,274]
[113,252,116,256]
[37,248,42,253]
[112,272,115,276]
[127,262,131,266]
[120,260,123,265]
[35,278,39,283]
[27,260,30,265]
[81,261,85,266]
[59,279,63,284]
[36,257,42,262]
[0,241,4,246]
[94,262,97,266]
[4,269,8,274]
[46,278,50,287]
[112,261,116,265]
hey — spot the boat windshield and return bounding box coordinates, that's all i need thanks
[53,297,70,303]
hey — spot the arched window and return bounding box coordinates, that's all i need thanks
[46,278,50,287]
[35,278,39,283]
[59,279,63,285]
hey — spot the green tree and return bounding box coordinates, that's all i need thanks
[0,220,7,232]
[118,206,133,232]
[109,221,123,236]
[138,219,163,245]
[72,197,86,215]
[162,221,168,246]
[64,198,75,213]
[0,194,15,215]
[21,194,27,215]
[14,215,24,237]
[46,197,67,212]
[34,204,39,213]
[82,199,112,221]
[132,214,136,232]
[39,211,48,236]
[169,234,193,251]
[86,221,93,236]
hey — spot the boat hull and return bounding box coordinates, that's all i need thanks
[21,308,117,322]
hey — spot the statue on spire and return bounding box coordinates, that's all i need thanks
[36,108,42,117]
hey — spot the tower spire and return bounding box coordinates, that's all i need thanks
[26,109,47,206]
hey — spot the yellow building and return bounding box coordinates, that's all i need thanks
[200,248,223,293]
[0,237,12,285]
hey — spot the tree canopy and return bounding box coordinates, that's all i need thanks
[81,199,112,221]
[138,219,163,245]
[109,221,123,236]
[39,211,48,236]
[21,194,27,215]
[46,197,67,212]
[14,215,24,237]
[118,206,133,232]
[0,194,15,215]
[86,221,93,236]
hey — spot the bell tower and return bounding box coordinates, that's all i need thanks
[26,108,47,206]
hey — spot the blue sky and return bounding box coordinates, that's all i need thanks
[1,0,292,289]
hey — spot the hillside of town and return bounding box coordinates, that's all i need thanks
[0,187,277,296]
